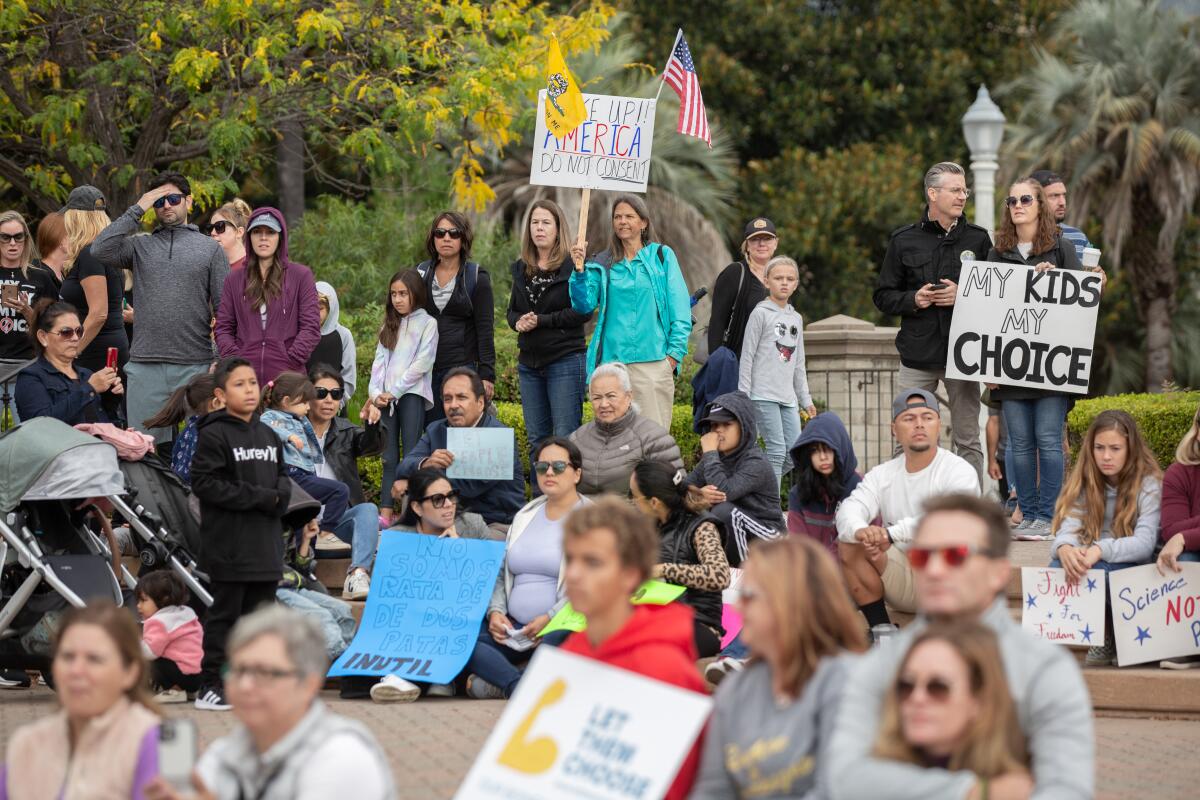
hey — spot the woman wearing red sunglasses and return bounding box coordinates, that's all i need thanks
[873,621,1030,796]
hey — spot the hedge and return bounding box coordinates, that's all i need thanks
[357,402,701,504]
[1066,392,1200,468]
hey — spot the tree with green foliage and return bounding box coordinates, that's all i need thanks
[0,0,613,217]
[1004,0,1200,392]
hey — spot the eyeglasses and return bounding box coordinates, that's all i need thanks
[224,664,302,684]
[896,675,954,702]
[421,490,459,508]
[1005,194,1035,208]
[152,193,185,209]
[533,460,571,475]
[205,220,232,235]
[936,187,972,198]
[0,232,26,244]
[907,544,987,570]
[433,227,462,240]
[314,387,344,400]
[51,326,85,340]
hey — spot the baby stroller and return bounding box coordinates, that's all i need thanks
[0,419,130,651]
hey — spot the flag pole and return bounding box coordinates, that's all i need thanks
[653,28,683,102]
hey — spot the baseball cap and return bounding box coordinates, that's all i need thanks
[743,217,777,240]
[892,389,940,420]
[247,213,282,233]
[60,185,106,214]
[701,404,738,426]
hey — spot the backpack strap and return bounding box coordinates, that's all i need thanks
[721,261,748,347]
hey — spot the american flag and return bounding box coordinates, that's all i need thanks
[662,31,711,147]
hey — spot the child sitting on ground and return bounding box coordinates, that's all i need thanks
[142,373,223,486]
[276,518,357,661]
[135,570,203,704]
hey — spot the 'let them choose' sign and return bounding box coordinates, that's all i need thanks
[945,262,1102,394]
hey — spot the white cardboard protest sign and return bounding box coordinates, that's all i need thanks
[455,646,711,800]
[446,427,515,481]
[1021,567,1106,646]
[945,261,1102,394]
[530,91,656,192]
[1109,563,1200,667]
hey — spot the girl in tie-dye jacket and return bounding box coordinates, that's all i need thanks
[368,269,439,523]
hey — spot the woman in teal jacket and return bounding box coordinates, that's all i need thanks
[568,194,691,431]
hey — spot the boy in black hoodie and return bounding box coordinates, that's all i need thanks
[190,357,291,711]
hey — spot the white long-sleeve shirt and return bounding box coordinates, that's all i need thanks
[835,447,980,546]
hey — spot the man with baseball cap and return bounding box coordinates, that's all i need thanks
[835,388,979,629]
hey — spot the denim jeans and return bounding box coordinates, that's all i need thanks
[1181,552,1200,563]
[380,393,427,510]
[276,588,357,659]
[332,502,382,573]
[753,400,802,486]
[719,631,748,659]
[1003,395,1071,523]
[464,619,570,697]
[518,351,586,460]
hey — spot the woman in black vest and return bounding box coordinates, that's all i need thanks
[416,211,495,422]
[629,460,730,657]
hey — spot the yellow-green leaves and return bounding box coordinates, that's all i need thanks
[170,47,221,92]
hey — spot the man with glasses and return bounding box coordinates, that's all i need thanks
[1031,169,1092,261]
[392,367,524,531]
[828,492,1093,799]
[875,161,992,482]
[92,171,228,451]
[837,390,979,630]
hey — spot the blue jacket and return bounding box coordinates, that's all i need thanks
[569,242,692,375]
[397,414,525,525]
[260,409,323,472]
[14,357,109,426]
[691,345,740,433]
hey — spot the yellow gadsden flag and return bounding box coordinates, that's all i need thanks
[544,37,586,138]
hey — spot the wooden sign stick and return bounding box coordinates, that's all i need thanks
[574,187,590,271]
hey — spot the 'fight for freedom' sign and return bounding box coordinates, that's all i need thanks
[531,91,656,193]
[1021,567,1107,646]
[945,262,1102,394]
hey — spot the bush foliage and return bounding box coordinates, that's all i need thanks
[1066,392,1200,468]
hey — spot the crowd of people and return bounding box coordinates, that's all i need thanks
[0,158,1192,799]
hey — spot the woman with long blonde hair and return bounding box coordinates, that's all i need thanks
[59,186,127,374]
[1051,409,1161,665]
[206,197,250,269]
[692,536,867,798]
[873,622,1030,792]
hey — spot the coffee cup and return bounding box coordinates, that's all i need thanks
[1082,247,1101,269]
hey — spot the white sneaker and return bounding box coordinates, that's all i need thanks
[370,674,420,703]
[426,682,455,697]
[704,657,746,686]
[194,687,232,711]
[155,688,188,704]
[1017,519,1053,541]
[316,532,352,553]
[343,569,370,601]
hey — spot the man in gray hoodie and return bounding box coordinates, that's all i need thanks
[91,172,228,446]
[827,493,1094,799]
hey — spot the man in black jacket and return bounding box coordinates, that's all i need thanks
[874,162,991,482]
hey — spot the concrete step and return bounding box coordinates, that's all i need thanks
[315,556,353,591]
[1086,665,1200,720]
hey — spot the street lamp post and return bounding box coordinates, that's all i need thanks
[961,86,1006,237]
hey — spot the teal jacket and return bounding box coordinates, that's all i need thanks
[568,242,692,375]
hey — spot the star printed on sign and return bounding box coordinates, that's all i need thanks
[1135,626,1152,645]
[1079,624,1094,643]
[1026,593,1037,609]
[1085,577,1098,592]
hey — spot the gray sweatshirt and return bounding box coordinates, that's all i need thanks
[1051,477,1161,563]
[91,204,228,364]
[738,299,813,408]
[827,599,1094,800]
[692,656,850,800]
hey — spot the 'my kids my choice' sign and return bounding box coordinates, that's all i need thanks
[945,262,1102,394]
[531,91,656,192]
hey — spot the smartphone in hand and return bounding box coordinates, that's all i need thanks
[158,718,198,790]
[1,284,18,306]
[106,347,119,370]
[930,282,948,291]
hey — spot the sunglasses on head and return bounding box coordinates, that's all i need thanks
[907,544,987,570]
[533,460,571,476]
[896,675,954,702]
[0,232,26,244]
[314,387,344,400]
[152,193,185,209]
[1005,194,1035,208]
[51,326,84,340]
[205,220,233,235]
[433,227,462,240]
[421,490,459,508]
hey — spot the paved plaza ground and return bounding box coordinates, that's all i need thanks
[0,687,1197,798]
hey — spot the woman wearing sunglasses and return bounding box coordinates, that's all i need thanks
[392,467,491,540]
[692,536,867,799]
[416,211,496,420]
[15,300,122,425]
[985,178,1088,541]
[59,187,126,379]
[629,460,731,658]
[873,622,1030,796]
[1,210,58,369]
[206,197,250,269]
[463,436,590,699]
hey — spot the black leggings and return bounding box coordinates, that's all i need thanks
[694,620,722,659]
[152,657,202,692]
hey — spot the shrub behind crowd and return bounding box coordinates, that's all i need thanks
[1067,391,1200,467]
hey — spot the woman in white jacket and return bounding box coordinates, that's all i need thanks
[464,436,591,698]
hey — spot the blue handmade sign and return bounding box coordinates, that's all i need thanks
[1109,563,1200,667]
[447,427,516,481]
[328,532,504,681]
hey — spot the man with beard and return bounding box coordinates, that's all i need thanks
[835,390,979,630]
[1031,169,1092,261]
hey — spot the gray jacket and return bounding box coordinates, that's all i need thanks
[1051,476,1161,564]
[91,204,228,364]
[827,599,1094,800]
[570,409,683,496]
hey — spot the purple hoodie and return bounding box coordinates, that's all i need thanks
[214,207,321,383]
